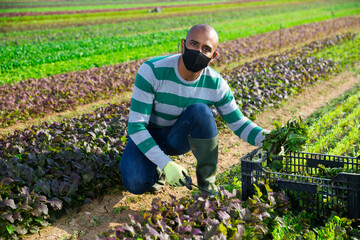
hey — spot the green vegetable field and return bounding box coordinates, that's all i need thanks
[1,0,360,239]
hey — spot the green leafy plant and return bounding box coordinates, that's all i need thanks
[262,116,308,171]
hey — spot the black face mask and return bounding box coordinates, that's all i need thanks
[182,42,212,73]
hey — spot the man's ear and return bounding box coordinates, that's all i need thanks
[180,38,185,54]
[210,51,219,63]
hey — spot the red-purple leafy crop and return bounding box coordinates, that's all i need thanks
[215,16,360,66]
[221,32,355,120]
[0,178,62,238]
[0,101,130,239]
[97,187,290,239]
[0,63,138,128]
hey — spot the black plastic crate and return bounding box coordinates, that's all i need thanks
[241,148,360,218]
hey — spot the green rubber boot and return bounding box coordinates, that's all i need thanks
[188,135,219,194]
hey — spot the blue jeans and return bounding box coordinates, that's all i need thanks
[120,103,218,194]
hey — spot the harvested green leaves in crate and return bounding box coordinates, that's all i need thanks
[262,116,308,171]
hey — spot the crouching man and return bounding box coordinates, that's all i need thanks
[120,24,268,195]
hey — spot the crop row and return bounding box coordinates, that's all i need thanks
[0,102,130,239]
[2,3,359,83]
[216,16,360,66]
[306,91,360,143]
[222,32,358,120]
[1,24,357,129]
[303,35,360,157]
[97,182,358,239]
[305,84,360,157]
[99,187,291,239]
[307,104,360,154]
[0,62,138,128]
[0,0,228,8]
[1,2,319,46]
[0,0,227,9]
[0,0,248,15]
[0,0,284,31]
[314,32,360,69]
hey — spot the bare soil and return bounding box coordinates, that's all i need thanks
[21,67,359,240]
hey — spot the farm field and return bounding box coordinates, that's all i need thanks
[18,67,360,240]
[1,0,360,239]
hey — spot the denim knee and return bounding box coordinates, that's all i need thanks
[187,103,213,117]
[122,175,154,195]
[187,103,217,138]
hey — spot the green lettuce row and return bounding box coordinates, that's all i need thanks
[306,104,360,154]
[0,1,297,31]
[0,0,298,13]
[0,1,334,46]
[328,123,360,157]
[0,102,130,239]
[0,0,314,26]
[314,33,360,70]
[1,1,359,84]
[1,0,240,13]
[304,85,360,157]
[305,83,360,126]
[306,91,360,145]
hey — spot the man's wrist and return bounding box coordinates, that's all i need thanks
[159,157,172,171]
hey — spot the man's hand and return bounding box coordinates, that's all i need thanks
[163,161,188,187]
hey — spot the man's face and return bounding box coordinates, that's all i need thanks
[181,29,218,61]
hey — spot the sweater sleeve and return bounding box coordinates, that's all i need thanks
[127,63,172,169]
[214,78,269,146]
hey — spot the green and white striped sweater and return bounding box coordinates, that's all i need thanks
[128,54,267,169]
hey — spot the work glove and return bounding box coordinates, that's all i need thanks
[163,161,188,187]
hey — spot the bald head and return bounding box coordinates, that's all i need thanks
[179,24,219,78]
[186,24,219,47]
[182,24,219,61]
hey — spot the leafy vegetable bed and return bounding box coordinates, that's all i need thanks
[97,182,359,239]
[98,187,291,239]
[0,102,129,239]
[2,2,359,83]
[1,0,259,16]
[0,64,136,128]
[216,16,360,66]
[305,84,360,157]
[222,32,357,120]
[2,19,359,128]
